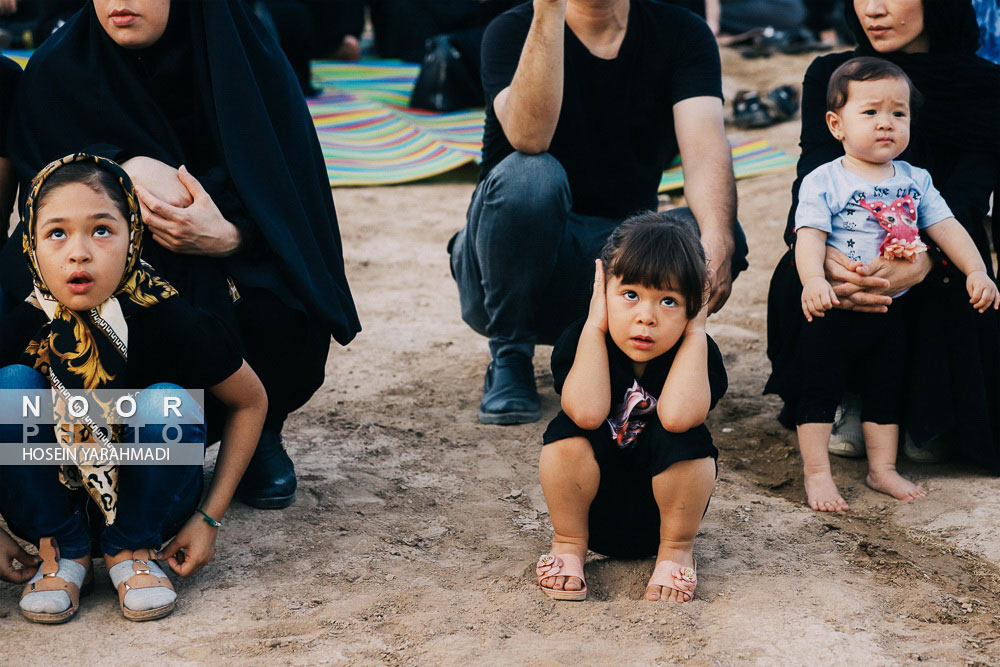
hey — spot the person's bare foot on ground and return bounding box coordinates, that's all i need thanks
[539,539,587,592]
[866,468,927,501]
[645,543,695,603]
[333,35,361,61]
[804,468,850,511]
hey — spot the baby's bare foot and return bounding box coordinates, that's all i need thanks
[803,470,850,512]
[866,469,927,501]
[539,541,586,592]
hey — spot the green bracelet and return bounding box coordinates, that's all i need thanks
[197,508,222,528]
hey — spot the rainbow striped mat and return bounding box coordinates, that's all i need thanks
[310,60,798,189]
[3,52,797,189]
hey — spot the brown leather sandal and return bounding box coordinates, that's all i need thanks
[114,548,176,621]
[19,537,92,624]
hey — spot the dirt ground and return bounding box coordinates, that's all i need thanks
[3,50,1000,666]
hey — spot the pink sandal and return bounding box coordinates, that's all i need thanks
[536,553,587,601]
[646,559,697,603]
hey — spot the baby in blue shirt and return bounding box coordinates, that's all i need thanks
[792,57,999,513]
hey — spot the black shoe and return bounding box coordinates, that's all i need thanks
[237,430,297,509]
[478,355,540,425]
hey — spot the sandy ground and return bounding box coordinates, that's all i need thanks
[3,50,1000,666]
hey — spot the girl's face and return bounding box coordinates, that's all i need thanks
[853,0,929,54]
[35,183,130,312]
[93,0,171,49]
[605,274,689,371]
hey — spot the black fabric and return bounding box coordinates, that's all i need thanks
[543,318,725,559]
[4,0,360,344]
[767,1,1000,472]
[479,1,722,219]
[369,0,519,62]
[792,299,909,425]
[0,297,242,391]
[0,56,20,159]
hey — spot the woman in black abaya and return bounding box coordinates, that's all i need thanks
[2,0,361,508]
[766,0,1000,472]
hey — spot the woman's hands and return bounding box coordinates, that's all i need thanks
[135,165,242,257]
[585,259,609,334]
[123,157,242,257]
[157,513,218,578]
[823,246,931,312]
[0,530,39,584]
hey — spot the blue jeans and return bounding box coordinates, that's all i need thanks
[0,364,205,558]
[449,152,749,360]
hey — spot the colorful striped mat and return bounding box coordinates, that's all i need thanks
[3,52,797,189]
[309,60,798,189]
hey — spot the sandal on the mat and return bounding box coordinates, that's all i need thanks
[113,548,176,621]
[536,553,588,601]
[765,85,800,122]
[732,91,775,129]
[646,558,697,603]
[19,537,92,624]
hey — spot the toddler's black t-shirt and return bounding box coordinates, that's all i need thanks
[479,1,723,219]
[0,296,242,391]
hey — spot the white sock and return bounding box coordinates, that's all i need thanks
[108,558,176,612]
[19,558,87,615]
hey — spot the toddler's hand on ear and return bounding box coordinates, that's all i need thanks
[585,259,609,334]
[967,271,1000,313]
[801,276,839,322]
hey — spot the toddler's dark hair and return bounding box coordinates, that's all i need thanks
[826,56,922,112]
[599,210,709,319]
[34,161,130,222]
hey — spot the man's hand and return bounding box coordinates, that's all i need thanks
[702,231,735,314]
[0,0,18,16]
[0,530,39,584]
[585,259,609,333]
[674,96,738,316]
[157,513,218,578]
[135,165,242,257]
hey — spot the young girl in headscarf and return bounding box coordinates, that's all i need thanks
[0,153,267,624]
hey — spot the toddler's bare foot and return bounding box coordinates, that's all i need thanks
[645,544,695,604]
[866,469,927,501]
[539,540,587,592]
[803,470,849,512]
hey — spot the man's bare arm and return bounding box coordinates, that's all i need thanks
[493,0,566,154]
[674,96,737,314]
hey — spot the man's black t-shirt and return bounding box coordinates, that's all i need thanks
[0,297,243,391]
[0,57,21,159]
[479,1,722,219]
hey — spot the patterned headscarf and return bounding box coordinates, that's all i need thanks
[19,153,178,525]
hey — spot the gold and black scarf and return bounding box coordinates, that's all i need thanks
[19,153,178,525]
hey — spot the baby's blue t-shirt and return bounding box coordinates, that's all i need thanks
[795,158,953,267]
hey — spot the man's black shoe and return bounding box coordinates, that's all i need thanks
[237,430,297,509]
[478,356,541,425]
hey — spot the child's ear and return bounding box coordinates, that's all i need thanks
[825,111,844,142]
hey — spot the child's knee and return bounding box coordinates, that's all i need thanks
[0,364,48,389]
[540,437,596,466]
